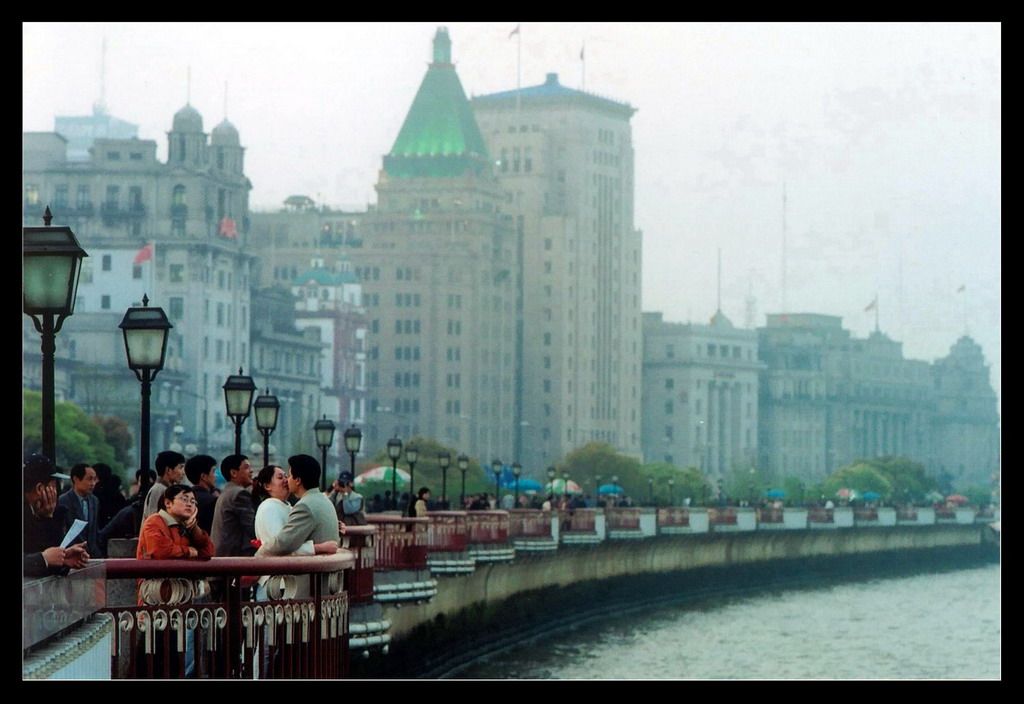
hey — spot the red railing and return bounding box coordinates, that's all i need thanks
[606,507,641,530]
[423,512,469,552]
[935,508,957,520]
[365,516,428,570]
[101,553,352,679]
[853,507,878,521]
[757,508,784,524]
[807,508,834,523]
[558,508,597,532]
[708,508,738,525]
[341,525,377,603]
[465,511,510,543]
[657,507,690,527]
[508,509,553,538]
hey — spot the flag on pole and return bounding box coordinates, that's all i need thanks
[957,284,966,293]
[219,216,238,239]
[509,24,520,38]
[133,242,154,265]
[864,296,877,312]
[580,43,585,61]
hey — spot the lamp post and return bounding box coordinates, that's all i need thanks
[458,453,469,508]
[387,437,403,510]
[648,476,654,506]
[512,462,522,506]
[253,389,280,469]
[547,466,556,496]
[595,474,602,496]
[612,475,619,506]
[438,452,451,509]
[118,294,172,475]
[314,416,336,492]
[343,424,362,484]
[222,367,256,455]
[405,445,419,515]
[491,459,503,505]
[668,478,675,506]
[749,466,756,506]
[24,208,88,463]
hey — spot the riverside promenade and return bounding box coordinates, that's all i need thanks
[23,504,998,679]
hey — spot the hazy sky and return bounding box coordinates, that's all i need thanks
[23,22,1001,403]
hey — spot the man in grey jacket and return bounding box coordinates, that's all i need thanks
[58,463,101,557]
[256,454,339,556]
[210,454,257,557]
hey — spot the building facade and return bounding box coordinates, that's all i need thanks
[642,311,762,480]
[471,71,644,473]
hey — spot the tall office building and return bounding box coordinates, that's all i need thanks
[349,28,518,462]
[472,72,643,474]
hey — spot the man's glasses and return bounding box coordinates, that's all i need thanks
[173,497,198,506]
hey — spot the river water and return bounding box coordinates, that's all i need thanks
[452,564,1000,680]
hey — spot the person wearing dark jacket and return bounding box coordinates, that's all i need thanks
[23,454,89,577]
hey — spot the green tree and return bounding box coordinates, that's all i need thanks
[725,465,772,505]
[868,456,935,503]
[822,462,894,500]
[557,441,642,500]
[782,475,808,505]
[95,414,132,474]
[369,435,488,503]
[639,462,709,506]
[23,390,119,471]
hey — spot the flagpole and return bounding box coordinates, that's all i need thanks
[515,25,521,118]
[874,294,879,332]
[581,40,586,91]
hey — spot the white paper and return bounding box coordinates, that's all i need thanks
[60,519,88,549]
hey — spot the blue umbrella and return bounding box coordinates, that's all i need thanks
[862,491,881,501]
[597,484,624,495]
[765,489,786,499]
[511,477,543,492]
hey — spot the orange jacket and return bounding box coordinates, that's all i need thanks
[137,510,215,560]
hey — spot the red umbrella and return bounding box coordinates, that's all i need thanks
[836,488,853,499]
[945,494,969,504]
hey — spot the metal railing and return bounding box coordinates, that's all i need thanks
[422,512,469,552]
[100,553,352,679]
[558,508,597,532]
[465,510,509,543]
[708,507,738,525]
[508,509,552,538]
[606,507,641,530]
[808,507,835,524]
[657,507,690,527]
[365,516,428,570]
[340,526,377,604]
[853,507,879,521]
[757,508,785,524]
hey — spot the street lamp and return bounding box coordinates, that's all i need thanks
[405,445,419,515]
[458,453,469,508]
[314,415,336,492]
[612,475,619,506]
[749,466,756,506]
[387,437,403,510]
[491,459,503,505]
[253,389,280,469]
[512,462,522,507]
[438,451,451,509]
[595,474,602,495]
[118,295,172,475]
[648,476,654,506]
[222,367,256,455]
[24,208,88,463]
[668,478,675,506]
[343,424,362,484]
[562,469,570,497]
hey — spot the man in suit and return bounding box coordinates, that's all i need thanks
[184,454,218,535]
[211,454,257,557]
[24,454,88,577]
[58,463,102,558]
[256,454,339,557]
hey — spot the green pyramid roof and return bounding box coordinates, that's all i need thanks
[384,28,491,179]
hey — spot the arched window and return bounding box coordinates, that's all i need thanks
[172,185,187,206]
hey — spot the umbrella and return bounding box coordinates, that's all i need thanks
[925,490,945,503]
[597,484,625,495]
[354,465,411,487]
[544,479,583,494]
[836,488,853,499]
[765,489,786,499]
[862,491,881,501]
[946,494,969,505]
[510,477,543,493]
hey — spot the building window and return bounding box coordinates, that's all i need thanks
[133,265,143,280]
[665,378,674,390]
[54,185,68,208]
[101,295,110,309]
[25,184,39,205]
[170,264,184,283]
[102,254,112,271]
[665,400,674,415]
[666,344,674,359]
[76,185,90,209]
[169,297,184,320]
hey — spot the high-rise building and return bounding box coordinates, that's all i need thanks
[642,311,762,479]
[471,71,643,473]
[349,28,518,462]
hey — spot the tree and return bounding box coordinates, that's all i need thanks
[782,475,808,505]
[639,462,709,506]
[822,462,894,500]
[868,456,935,503]
[369,435,488,503]
[96,414,132,473]
[557,441,642,500]
[23,390,119,471]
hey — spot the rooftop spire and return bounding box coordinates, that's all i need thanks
[432,27,452,65]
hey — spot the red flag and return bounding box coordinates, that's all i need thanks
[219,217,238,239]
[133,242,154,265]
[509,24,520,38]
